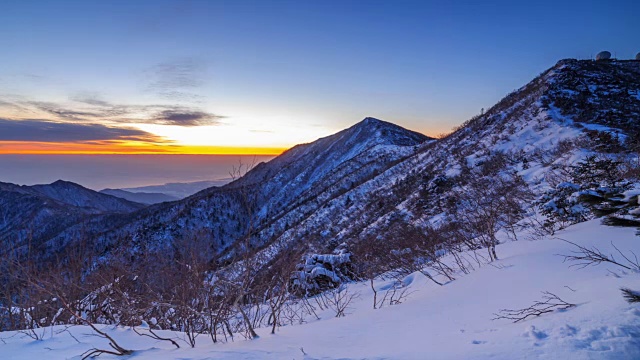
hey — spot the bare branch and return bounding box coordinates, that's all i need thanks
[132,326,180,349]
[621,288,640,303]
[492,291,575,323]
[558,239,640,272]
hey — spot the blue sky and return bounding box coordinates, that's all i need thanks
[0,0,638,151]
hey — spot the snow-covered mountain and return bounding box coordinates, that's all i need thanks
[28,180,145,213]
[43,118,430,258]
[5,59,640,272]
[0,180,144,252]
[3,58,640,360]
[220,58,640,269]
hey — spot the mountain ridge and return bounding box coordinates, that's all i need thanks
[99,189,179,205]
[0,180,145,251]
[6,116,428,262]
[3,59,640,272]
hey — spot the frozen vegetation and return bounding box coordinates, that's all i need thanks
[1,220,639,359]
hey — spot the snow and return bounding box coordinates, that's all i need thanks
[3,220,639,359]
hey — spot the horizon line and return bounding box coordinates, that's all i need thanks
[0,143,287,156]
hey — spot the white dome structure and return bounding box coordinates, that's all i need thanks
[596,51,611,61]
[636,52,640,61]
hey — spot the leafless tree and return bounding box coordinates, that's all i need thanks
[259,246,301,334]
[351,222,451,287]
[317,285,359,318]
[10,258,134,358]
[450,173,533,261]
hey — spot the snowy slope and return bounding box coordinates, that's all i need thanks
[2,220,639,359]
[227,59,640,271]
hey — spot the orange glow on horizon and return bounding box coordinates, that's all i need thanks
[0,141,287,155]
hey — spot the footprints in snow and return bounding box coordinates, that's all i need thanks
[522,317,640,354]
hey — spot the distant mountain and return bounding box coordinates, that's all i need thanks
[0,180,144,251]
[121,180,231,199]
[99,189,179,205]
[29,180,145,213]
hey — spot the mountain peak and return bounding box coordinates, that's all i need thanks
[360,116,384,124]
[343,117,431,147]
[354,117,403,131]
[50,179,82,188]
[29,180,145,213]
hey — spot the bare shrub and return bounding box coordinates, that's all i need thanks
[559,240,640,272]
[450,173,533,261]
[493,291,575,323]
[560,240,640,305]
[316,285,359,318]
[375,280,413,309]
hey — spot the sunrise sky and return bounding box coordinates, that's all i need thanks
[1,0,639,155]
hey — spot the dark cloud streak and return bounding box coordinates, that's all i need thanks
[70,93,114,108]
[0,118,166,143]
[0,95,223,127]
[29,101,109,120]
[153,110,222,126]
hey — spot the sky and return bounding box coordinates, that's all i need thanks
[0,0,639,156]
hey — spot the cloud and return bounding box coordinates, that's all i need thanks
[0,118,166,143]
[149,58,206,89]
[152,109,222,126]
[154,91,204,102]
[29,101,109,120]
[0,96,34,113]
[144,58,209,101]
[20,73,48,82]
[0,99,15,107]
[0,81,226,130]
[69,92,114,108]
[0,94,224,127]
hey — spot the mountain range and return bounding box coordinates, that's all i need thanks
[2,58,640,270]
[0,180,143,252]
